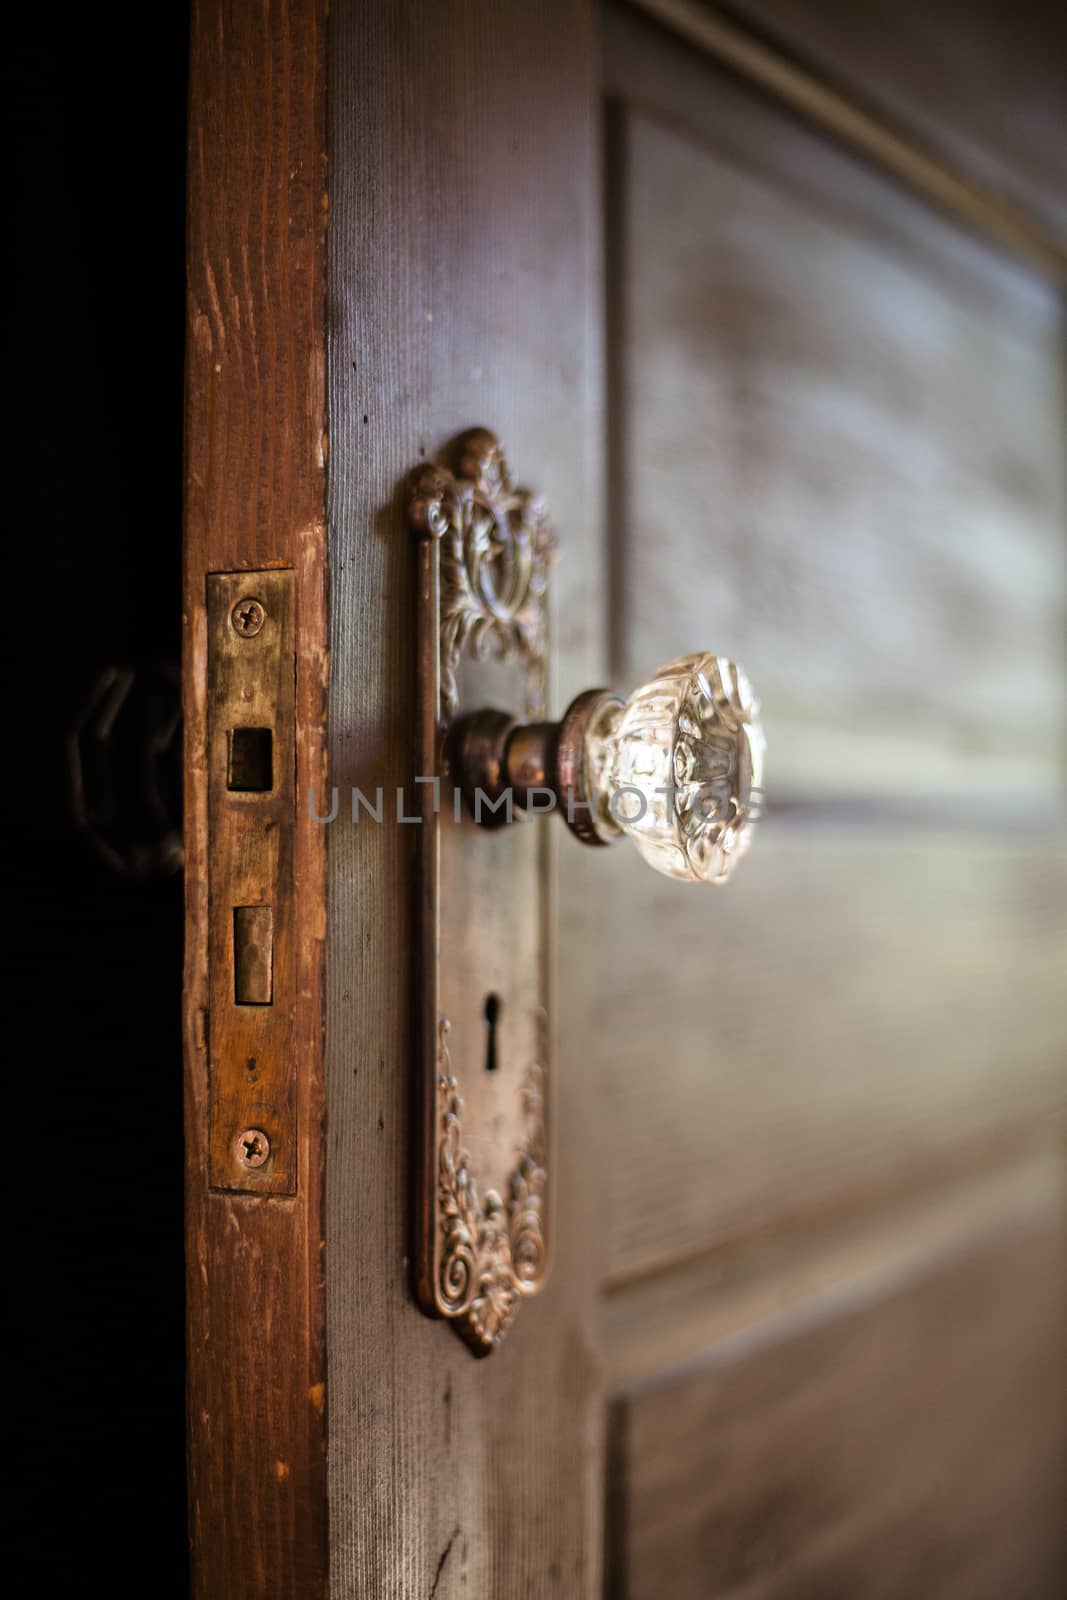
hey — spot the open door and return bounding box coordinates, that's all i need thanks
[184,3,1067,1595]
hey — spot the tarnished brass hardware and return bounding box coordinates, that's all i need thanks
[407,430,552,1356]
[230,596,267,638]
[406,431,764,1355]
[233,1127,271,1170]
[450,654,765,885]
[207,569,296,1193]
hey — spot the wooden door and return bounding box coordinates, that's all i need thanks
[184,3,1066,1595]
[590,12,1067,1592]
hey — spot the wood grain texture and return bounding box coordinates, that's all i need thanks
[582,826,1067,1284]
[323,2,604,1595]
[607,16,1067,804]
[584,9,1067,1288]
[621,0,1067,278]
[183,0,329,1593]
[607,1164,1067,1598]
[602,1131,1067,1388]
[728,0,1067,248]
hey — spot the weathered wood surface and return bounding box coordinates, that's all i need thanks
[324,3,603,1595]
[606,1159,1067,1598]
[183,1,329,1593]
[586,7,1067,1290]
[729,0,1067,248]
[578,828,1067,1285]
[608,19,1067,805]
[620,0,1062,272]
[601,1131,1066,1387]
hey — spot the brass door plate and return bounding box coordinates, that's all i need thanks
[407,430,554,1355]
[206,570,296,1194]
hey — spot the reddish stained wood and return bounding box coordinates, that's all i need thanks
[183,1,329,1594]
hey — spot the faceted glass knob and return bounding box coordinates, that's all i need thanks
[587,653,765,884]
[448,651,764,885]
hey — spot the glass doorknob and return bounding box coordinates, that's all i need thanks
[449,651,765,885]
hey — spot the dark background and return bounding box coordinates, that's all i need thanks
[13,10,190,1589]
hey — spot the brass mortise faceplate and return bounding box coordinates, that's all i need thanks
[206,569,296,1194]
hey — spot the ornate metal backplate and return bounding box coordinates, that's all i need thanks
[407,429,554,1355]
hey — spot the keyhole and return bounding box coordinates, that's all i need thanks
[484,992,502,1072]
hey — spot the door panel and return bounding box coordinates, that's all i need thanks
[582,8,1067,1596]
[614,106,1066,803]
[607,1173,1067,1599]
[584,6,1067,1278]
[730,0,1067,246]
[584,834,1066,1283]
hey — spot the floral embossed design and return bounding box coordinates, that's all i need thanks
[407,428,554,720]
[436,1017,547,1355]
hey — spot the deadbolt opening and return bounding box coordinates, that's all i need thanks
[228,726,274,792]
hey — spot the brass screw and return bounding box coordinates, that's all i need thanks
[231,597,266,638]
[234,1127,271,1169]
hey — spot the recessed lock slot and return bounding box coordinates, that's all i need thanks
[234,905,274,1005]
[228,726,274,792]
